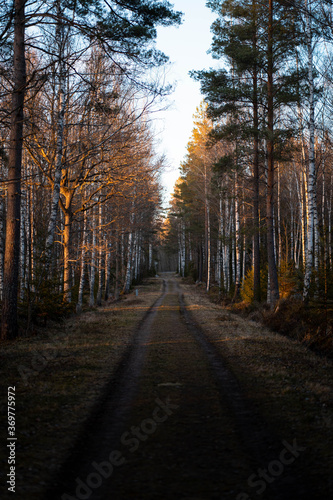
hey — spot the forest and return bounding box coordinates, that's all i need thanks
[0,0,181,340]
[1,1,333,499]
[1,0,333,351]
[163,0,333,353]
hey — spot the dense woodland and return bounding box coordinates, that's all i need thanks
[164,0,333,349]
[0,0,181,340]
[1,0,333,347]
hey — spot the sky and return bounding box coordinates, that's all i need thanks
[154,0,218,205]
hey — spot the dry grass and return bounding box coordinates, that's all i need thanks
[226,294,333,356]
[181,279,333,497]
[0,278,162,500]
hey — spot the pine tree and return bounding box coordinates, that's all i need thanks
[193,0,303,305]
[1,0,26,340]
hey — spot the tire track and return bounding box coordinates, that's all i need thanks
[47,276,314,500]
[46,280,168,500]
[178,283,312,500]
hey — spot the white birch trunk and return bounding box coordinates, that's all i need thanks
[137,230,142,279]
[206,200,211,292]
[19,193,26,300]
[303,0,317,300]
[277,165,282,266]
[123,209,135,293]
[217,192,223,289]
[123,231,133,293]
[44,8,66,264]
[133,231,139,281]
[224,199,230,291]
[121,230,125,279]
[301,175,307,267]
[290,185,294,264]
[180,220,186,277]
[234,173,241,299]
[230,201,235,287]
[96,202,103,306]
[188,233,193,262]
[104,240,112,301]
[89,210,97,307]
[114,229,120,300]
[76,210,87,313]
[29,180,35,291]
[148,242,153,271]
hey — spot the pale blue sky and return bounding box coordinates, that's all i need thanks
[155,0,217,203]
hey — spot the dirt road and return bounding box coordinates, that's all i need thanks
[48,275,331,500]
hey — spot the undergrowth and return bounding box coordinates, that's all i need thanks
[183,271,333,357]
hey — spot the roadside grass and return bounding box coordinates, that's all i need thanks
[0,278,162,500]
[181,280,333,497]
[191,276,333,357]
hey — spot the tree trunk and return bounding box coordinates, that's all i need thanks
[44,5,66,265]
[137,230,142,279]
[230,200,235,290]
[29,179,35,290]
[266,0,279,305]
[1,0,26,340]
[277,164,282,266]
[328,173,332,270]
[198,244,203,282]
[63,209,72,302]
[205,199,211,292]
[290,184,294,264]
[96,202,103,306]
[0,193,5,300]
[179,220,186,277]
[123,230,133,293]
[115,230,120,300]
[148,242,153,271]
[89,209,96,307]
[303,0,316,301]
[233,171,241,301]
[134,231,139,281]
[296,170,307,267]
[123,209,135,293]
[19,192,26,300]
[252,0,261,302]
[217,189,223,289]
[76,209,88,313]
[104,240,112,301]
[223,198,229,291]
[121,230,125,280]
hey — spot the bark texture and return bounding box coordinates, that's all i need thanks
[1,0,26,340]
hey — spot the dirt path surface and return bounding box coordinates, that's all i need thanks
[48,274,333,500]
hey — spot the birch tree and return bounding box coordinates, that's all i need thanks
[303,0,319,301]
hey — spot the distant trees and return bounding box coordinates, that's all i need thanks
[0,0,181,340]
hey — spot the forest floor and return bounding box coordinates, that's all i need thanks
[1,273,333,500]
